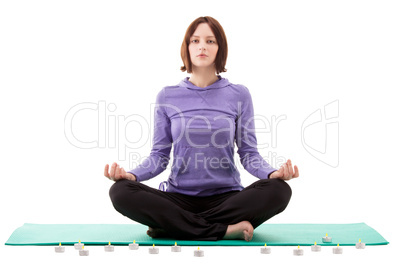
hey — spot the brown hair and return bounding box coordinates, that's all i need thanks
[180,16,228,74]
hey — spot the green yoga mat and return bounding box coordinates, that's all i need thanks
[5,222,388,246]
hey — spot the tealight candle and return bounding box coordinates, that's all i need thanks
[322,233,332,243]
[79,245,89,256]
[54,242,65,253]
[311,241,321,252]
[332,244,343,254]
[104,241,114,252]
[74,240,84,250]
[355,239,366,249]
[293,245,304,256]
[171,242,181,252]
[194,246,204,257]
[149,244,159,254]
[129,240,139,250]
[260,243,271,254]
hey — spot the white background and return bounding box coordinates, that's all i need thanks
[0,0,401,267]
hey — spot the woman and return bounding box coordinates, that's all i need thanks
[105,16,299,241]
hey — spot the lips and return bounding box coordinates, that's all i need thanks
[197,54,207,57]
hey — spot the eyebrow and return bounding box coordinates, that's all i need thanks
[191,35,216,38]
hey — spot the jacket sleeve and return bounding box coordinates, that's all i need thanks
[235,86,277,179]
[128,88,172,182]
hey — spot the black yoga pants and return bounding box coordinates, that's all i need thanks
[109,178,292,241]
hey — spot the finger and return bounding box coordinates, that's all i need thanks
[288,160,294,177]
[287,159,293,179]
[110,162,117,179]
[104,164,110,178]
[118,167,125,179]
[294,165,299,178]
[120,167,127,179]
[280,167,286,179]
[283,162,289,178]
[114,165,122,179]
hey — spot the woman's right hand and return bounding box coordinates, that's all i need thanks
[104,162,136,182]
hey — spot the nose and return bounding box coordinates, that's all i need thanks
[198,41,207,51]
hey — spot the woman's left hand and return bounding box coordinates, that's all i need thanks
[268,159,299,180]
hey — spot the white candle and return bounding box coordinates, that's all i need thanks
[104,241,114,252]
[355,239,365,249]
[332,244,343,254]
[149,244,159,254]
[311,242,321,252]
[260,243,271,254]
[171,242,181,252]
[129,240,139,250]
[322,233,332,243]
[74,240,84,250]
[194,247,204,257]
[293,245,304,256]
[79,245,89,256]
[54,242,65,253]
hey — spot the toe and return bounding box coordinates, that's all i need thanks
[146,230,153,237]
[243,230,250,241]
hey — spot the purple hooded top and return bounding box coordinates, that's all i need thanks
[128,75,277,196]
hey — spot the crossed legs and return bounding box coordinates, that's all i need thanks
[109,178,291,241]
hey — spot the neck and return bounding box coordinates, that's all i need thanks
[188,67,219,88]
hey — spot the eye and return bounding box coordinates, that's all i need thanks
[190,39,215,44]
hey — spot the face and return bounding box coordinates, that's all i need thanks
[188,23,219,71]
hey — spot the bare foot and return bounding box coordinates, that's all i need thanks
[223,221,254,241]
[147,227,169,238]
